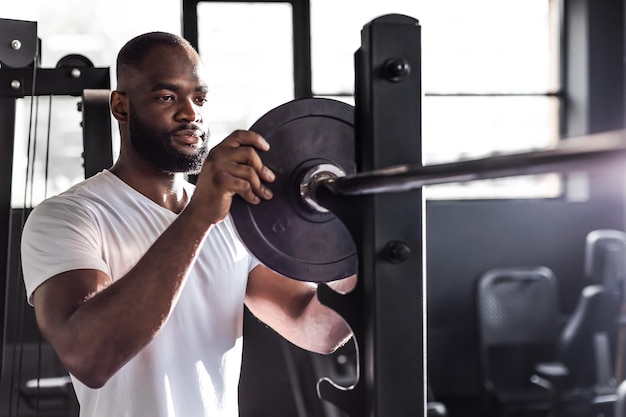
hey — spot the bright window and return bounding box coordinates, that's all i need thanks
[5,0,180,208]
[196,2,294,147]
[5,0,562,204]
[311,0,561,199]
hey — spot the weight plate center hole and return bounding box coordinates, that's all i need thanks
[299,163,346,213]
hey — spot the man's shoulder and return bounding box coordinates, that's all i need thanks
[29,171,118,219]
[62,170,117,196]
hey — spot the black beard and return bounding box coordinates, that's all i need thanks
[128,108,209,174]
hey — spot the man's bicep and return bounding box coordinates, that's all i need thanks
[32,269,112,337]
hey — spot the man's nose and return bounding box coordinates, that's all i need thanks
[177,98,202,122]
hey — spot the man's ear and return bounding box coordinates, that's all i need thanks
[110,91,129,122]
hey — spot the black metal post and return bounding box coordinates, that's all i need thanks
[0,67,110,98]
[356,15,424,417]
[292,0,312,98]
[0,98,16,376]
[181,0,199,49]
[317,14,424,417]
[81,89,114,178]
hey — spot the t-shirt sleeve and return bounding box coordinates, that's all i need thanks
[21,198,111,305]
[248,252,261,273]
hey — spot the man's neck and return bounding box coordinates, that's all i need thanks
[109,162,189,214]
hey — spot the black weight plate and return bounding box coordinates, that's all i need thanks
[230,98,357,282]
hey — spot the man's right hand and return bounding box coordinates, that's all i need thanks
[190,130,275,224]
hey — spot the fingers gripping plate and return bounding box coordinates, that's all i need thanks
[230,98,357,282]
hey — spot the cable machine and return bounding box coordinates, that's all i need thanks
[0,17,112,415]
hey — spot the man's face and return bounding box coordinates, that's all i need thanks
[128,101,209,174]
[123,45,211,174]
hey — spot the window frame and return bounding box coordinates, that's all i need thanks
[183,0,312,99]
[182,0,626,201]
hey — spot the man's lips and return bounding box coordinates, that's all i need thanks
[172,129,204,145]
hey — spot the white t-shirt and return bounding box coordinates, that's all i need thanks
[21,170,258,417]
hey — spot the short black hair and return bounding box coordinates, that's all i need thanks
[116,32,195,82]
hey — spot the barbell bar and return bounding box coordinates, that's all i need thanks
[316,129,626,198]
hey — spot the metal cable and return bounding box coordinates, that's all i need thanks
[32,94,52,417]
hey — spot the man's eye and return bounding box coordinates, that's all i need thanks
[196,97,208,105]
[159,95,175,101]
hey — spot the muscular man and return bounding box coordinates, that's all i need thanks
[21,31,353,416]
